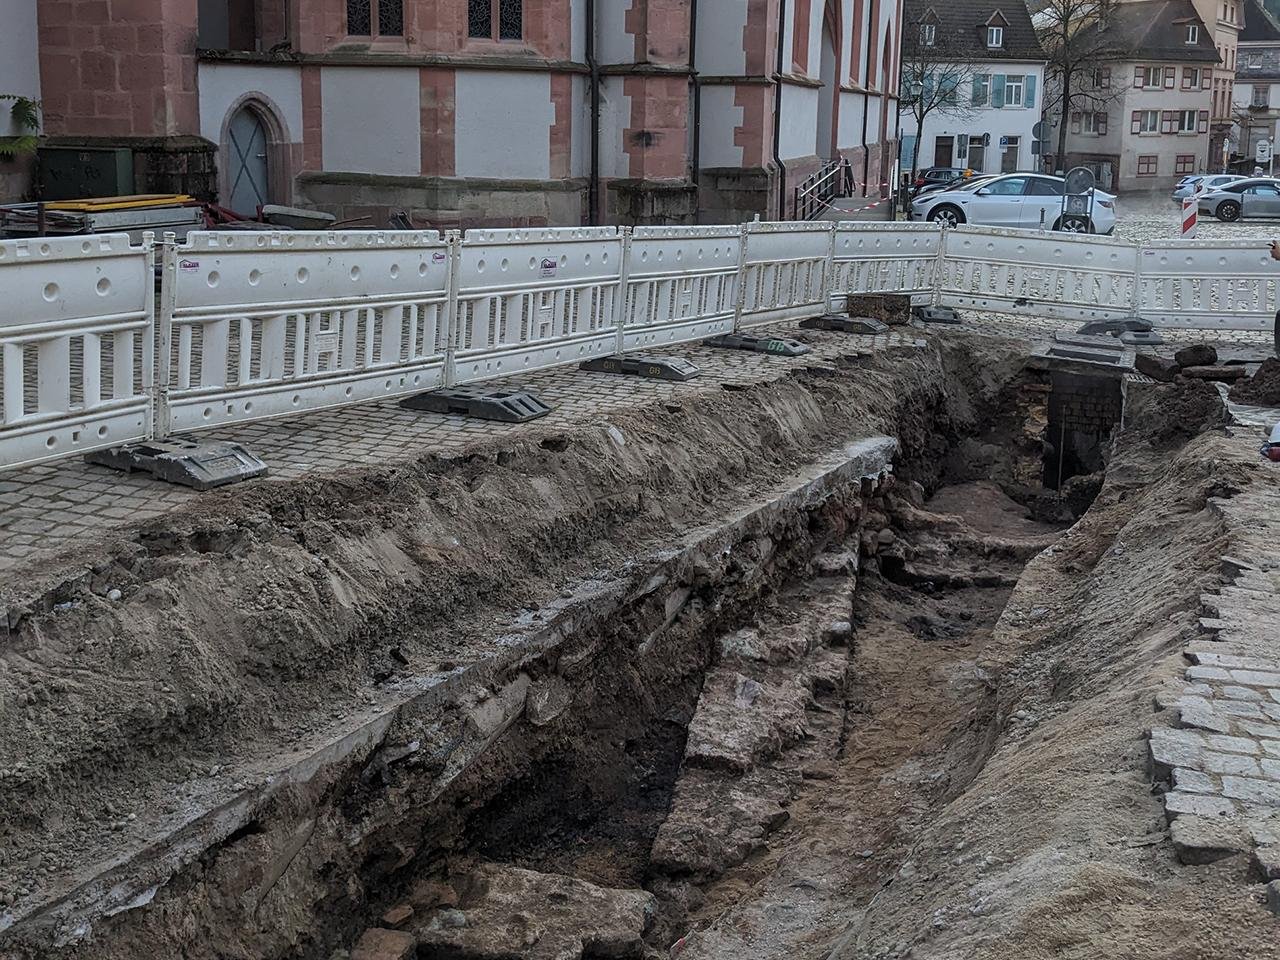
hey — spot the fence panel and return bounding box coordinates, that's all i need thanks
[738,222,834,328]
[452,228,622,385]
[0,234,152,469]
[160,230,450,436]
[830,222,941,303]
[1138,241,1276,331]
[621,226,740,350]
[938,226,1136,323]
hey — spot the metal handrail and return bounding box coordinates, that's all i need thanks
[793,158,853,220]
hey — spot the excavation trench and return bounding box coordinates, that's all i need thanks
[0,333,1124,960]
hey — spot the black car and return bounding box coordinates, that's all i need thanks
[911,166,973,197]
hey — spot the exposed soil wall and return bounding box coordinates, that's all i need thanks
[1,334,1034,958]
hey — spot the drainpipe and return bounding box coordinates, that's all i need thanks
[774,0,788,219]
[860,22,870,198]
[587,0,601,225]
[689,0,701,204]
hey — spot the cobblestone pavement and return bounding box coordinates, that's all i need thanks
[0,325,925,575]
[1147,440,1280,895]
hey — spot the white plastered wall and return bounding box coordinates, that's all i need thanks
[320,67,421,176]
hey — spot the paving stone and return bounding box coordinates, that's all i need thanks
[1222,776,1280,806]
[1187,666,1232,682]
[1203,752,1262,777]
[1222,685,1265,702]
[1192,652,1280,671]
[1254,845,1280,880]
[1172,768,1218,795]
[1205,734,1261,756]
[1164,790,1238,820]
[1262,758,1280,781]
[1149,728,1206,778]
[1177,702,1235,735]
[1212,700,1266,719]
[1268,881,1280,917]
[1170,814,1249,864]
[1239,720,1280,741]
[1230,670,1280,688]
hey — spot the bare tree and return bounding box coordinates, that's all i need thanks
[1033,0,1118,173]
[899,13,982,180]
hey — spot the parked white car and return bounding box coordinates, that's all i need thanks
[1172,174,1244,202]
[908,173,1117,234]
[1196,177,1280,221]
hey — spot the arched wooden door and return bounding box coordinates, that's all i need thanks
[227,105,270,216]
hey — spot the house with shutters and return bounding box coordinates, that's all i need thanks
[899,0,1047,176]
[1059,0,1219,191]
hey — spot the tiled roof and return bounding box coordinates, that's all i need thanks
[1077,0,1220,63]
[1242,0,1280,42]
[905,0,1046,60]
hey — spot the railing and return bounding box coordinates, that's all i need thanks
[794,158,854,221]
[1,220,1275,473]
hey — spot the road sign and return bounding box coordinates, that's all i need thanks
[1032,120,1048,140]
[981,133,991,147]
[999,136,1009,147]
[1258,139,1273,163]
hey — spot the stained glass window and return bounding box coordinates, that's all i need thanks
[379,0,403,35]
[468,0,492,38]
[498,0,522,39]
[347,0,371,35]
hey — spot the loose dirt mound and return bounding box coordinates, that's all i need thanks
[1228,357,1280,406]
[1123,377,1228,448]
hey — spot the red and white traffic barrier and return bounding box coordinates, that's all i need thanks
[1181,196,1198,238]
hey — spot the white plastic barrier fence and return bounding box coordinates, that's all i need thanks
[830,222,941,303]
[451,227,622,384]
[621,226,740,350]
[937,226,1137,324]
[8,219,1280,477]
[0,234,153,469]
[1138,240,1275,331]
[159,230,450,435]
[738,222,834,328]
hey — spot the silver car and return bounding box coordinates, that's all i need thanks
[1197,177,1280,221]
[908,173,1118,233]
[1172,174,1244,202]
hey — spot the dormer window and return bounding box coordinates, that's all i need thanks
[1186,24,1199,42]
[921,22,936,44]
[987,25,1003,46]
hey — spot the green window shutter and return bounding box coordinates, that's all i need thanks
[972,75,986,106]
[992,75,1006,108]
[1025,74,1037,109]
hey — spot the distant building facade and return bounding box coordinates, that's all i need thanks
[1059,0,1218,191]
[899,0,1047,176]
[1232,0,1280,164]
[12,0,905,227]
